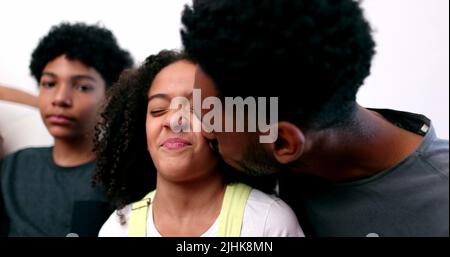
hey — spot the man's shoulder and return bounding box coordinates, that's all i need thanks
[417,136,449,179]
[370,108,448,177]
[369,108,431,136]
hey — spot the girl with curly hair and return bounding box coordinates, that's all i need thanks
[96,50,303,237]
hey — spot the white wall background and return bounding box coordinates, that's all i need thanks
[359,0,449,139]
[0,0,448,151]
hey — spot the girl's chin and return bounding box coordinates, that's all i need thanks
[157,162,199,175]
[158,161,192,172]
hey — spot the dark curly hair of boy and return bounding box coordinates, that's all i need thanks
[181,0,376,130]
[29,22,133,88]
[94,50,277,208]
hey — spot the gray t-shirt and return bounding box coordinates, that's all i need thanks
[279,109,449,236]
[0,147,113,237]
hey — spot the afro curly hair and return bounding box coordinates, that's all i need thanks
[181,0,376,129]
[94,50,191,208]
[29,22,133,89]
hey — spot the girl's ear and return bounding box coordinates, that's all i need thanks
[269,121,305,164]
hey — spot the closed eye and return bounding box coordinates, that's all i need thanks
[150,109,168,116]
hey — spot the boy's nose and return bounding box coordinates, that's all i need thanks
[52,84,72,107]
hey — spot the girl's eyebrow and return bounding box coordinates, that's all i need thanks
[148,92,193,102]
[148,93,170,102]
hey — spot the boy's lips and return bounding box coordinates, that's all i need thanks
[161,138,192,150]
[46,114,75,125]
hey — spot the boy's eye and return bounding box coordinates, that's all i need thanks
[40,81,55,88]
[76,84,92,92]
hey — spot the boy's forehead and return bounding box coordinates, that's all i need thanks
[41,55,103,81]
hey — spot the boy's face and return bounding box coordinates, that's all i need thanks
[38,55,106,141]
[194,67,279,176]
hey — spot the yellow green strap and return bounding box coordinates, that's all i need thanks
[129,191,154,237]
[216,183,252,237]
[128,183,251,237]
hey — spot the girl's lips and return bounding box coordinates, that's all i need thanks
[161,138,192,150]
[46,115,74,125]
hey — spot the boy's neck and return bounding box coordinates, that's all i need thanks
[291,105,424,182]
[52,137,95,167]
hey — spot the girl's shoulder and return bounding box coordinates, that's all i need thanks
[98,205,132,237]
[242,188,304,237]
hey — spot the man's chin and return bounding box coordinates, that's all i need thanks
[234,159,280,177]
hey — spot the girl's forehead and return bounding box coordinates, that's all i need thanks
[149,61,196,97]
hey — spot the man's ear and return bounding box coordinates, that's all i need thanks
[269,121,305,164]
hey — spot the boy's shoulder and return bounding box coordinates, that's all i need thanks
[1,147,52,173]
[3,146,52,161]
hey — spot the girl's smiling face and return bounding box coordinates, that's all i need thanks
[146,60,219,183]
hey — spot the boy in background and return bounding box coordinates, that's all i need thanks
[0,22,133,236]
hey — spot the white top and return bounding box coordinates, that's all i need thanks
[99,188,304,237]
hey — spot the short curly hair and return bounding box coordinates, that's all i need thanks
[29,22,133,88]
[181,0,376,129]
[94,50,277,208]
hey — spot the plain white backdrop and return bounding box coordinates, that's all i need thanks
[358,0,449,139]
[0,0,448,145]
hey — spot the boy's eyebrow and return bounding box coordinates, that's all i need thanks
[72,75,97,82]
[41,73,97,82]
[41,72,56,78]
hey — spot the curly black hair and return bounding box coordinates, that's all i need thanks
[29,22,133,88]
[181,0,376,129]
[94,50,195,208]
[94,50,277,208]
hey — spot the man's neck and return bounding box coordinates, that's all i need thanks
[52,137,95,167]
[291,105,424,182]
